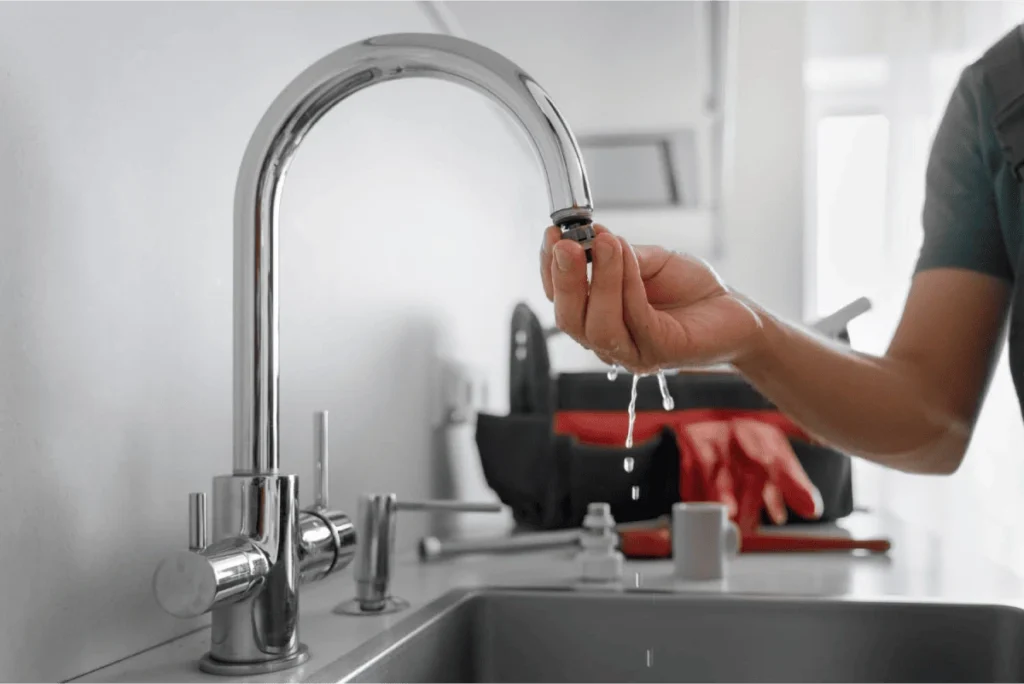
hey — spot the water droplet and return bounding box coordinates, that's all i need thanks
[623,456,635,473]
[631,485,640,500]
[656,370,675,411]
[514,330,527,345]
[606,364,620,381]
[646,649,653,668]
[634,572,642,588]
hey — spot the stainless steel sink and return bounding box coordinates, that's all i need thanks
[313,588,1024,683]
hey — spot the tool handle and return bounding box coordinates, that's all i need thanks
[396,499,503,513]
[617,529,892,558]
[741,534,891,554]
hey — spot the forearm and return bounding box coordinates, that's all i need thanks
[733,308,972,474]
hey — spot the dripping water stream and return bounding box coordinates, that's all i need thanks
[608,366,674,448]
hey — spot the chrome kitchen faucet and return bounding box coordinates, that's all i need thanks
[151,32,595,676]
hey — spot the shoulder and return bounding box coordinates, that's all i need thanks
[933,45,1012,179]
[956,25,1024,145]
[955,58,994,133]
[918,35,1018,282]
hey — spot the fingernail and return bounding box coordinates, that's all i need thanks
[553,244,571,272]
[812,487,824,518]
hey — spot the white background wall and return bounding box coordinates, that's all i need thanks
[448,1,708,135]
[0,2,551,680]
[715,1,806,322]
[0,1,810,680]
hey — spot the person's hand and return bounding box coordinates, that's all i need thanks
[541,224,765,373]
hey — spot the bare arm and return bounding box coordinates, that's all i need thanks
[735,269,1010,474]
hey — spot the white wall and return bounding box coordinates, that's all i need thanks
[449,1,707,135]
[807,0,1024,61]
[716,1,806,321]
[0,2,550,680]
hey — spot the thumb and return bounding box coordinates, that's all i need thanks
[632,244,674,280]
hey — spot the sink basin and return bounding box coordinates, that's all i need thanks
[315,588,1024,683]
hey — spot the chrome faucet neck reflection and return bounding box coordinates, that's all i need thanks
[234,32,595,476]
[154,32,594,676]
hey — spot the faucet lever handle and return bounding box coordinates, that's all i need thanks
[395,500,503,514]
[313,410,329,510]
[189,492,207,552]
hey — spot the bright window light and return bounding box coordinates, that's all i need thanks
[814,114,890,321]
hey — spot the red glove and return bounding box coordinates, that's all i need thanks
[675,418,823,532]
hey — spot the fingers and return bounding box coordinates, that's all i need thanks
[540,226,560,302]
[550,225,637,361]
[732,419,823,521]
[713,466,739,518]
[584,233,634,357]
[762,483,788,525]
[621,236,655,361]
[778,458,824,520]
[768,445,823,520]
[541,224,611,302]
[546,224,651,368]
[550,238,589,342]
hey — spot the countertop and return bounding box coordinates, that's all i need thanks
[75,512,1024,683]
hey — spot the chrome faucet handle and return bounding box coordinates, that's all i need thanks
[297,409,357,583]
[312,410,329,511]
[294,411,358,581]
[334,493,503,616]
[153,492,269,620]
[396,499,503,513]
[188,492,207,552]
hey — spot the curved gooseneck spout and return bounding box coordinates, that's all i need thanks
[233,33,595,475]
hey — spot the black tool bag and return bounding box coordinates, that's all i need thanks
[476,412,682,530]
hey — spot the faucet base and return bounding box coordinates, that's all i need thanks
[333,597,410,617]
[198,644,310,676]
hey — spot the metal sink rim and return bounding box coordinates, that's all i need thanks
[310,584,1024,684]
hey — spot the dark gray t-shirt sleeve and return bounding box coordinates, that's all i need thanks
[915,65,1013,280]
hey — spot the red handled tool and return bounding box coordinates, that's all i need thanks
[619,526,891,559]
